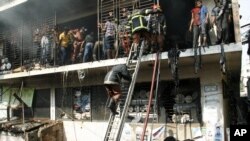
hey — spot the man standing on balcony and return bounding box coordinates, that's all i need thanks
[41,32,50,66]
[103,12,116,59]
[59,27,70,65]
[189,0,201,49]
[104,64,131,115]
[83,32,94,62]
[199,0,209,47]
[211,0,230,44]
[52,25,59,65]
[189,0,203,73]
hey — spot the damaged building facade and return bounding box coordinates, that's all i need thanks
[0,0,244,141]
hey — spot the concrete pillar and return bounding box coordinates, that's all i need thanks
[50,87,56,120]
[200,63,224,141]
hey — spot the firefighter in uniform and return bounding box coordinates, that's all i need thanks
[104,64,131,115]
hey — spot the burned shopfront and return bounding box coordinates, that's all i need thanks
[0,0,243,141]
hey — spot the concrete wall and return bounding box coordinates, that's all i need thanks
[62,121,201,141]
[38,121,65,141]
[199,63,225,141]
[0,133,24,141]
[60,62,227,141]
[0,57,228,141]
[63,121,107,141]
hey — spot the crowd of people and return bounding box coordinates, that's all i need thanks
[1,0,234,71]
[28,3,167,65]
[32,25,95,66]
[189,0,234,49]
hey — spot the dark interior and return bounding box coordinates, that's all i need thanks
[160,0,195,49]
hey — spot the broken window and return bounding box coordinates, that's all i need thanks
[0,87,34,119]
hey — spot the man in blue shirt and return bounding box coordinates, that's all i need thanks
[199,0,209,47]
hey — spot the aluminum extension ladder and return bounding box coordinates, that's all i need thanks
[104,40,145,141]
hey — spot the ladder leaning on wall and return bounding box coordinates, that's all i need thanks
[104,39,145,141]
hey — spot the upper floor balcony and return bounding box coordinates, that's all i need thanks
[0,0,242,82]
[0,42,242,82]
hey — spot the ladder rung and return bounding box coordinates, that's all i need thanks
[128,66,136,69]
[128,67,136,70]
[128,64,136,67]
[129,60,137,64]
[104,38,147,141]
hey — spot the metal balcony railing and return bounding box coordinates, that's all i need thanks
[0,0,239,75]
[0,16,55,74]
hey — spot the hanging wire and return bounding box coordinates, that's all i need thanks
[61,71,68,114]
[104,66,112,121]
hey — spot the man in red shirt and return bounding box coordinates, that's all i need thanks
[189,0,202,73]
[189,0,202,49]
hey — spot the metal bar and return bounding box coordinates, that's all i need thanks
[21,21,23,67]
[154,52,161,123]
[97,0,100,61]
[104,114,115,140]
[140,52,159,141]
[114,40,145,141]
[7,88,12,121]
[20,81,24,124]
[54,11,57,66]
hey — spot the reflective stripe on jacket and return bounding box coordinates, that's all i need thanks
[104,64,131,85]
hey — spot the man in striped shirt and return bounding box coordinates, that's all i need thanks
[103,12,117,59]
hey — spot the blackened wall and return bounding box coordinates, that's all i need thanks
[33,89,50,118]
[160,0,194,49]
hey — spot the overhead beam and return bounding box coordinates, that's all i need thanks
[57,10,97,24]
